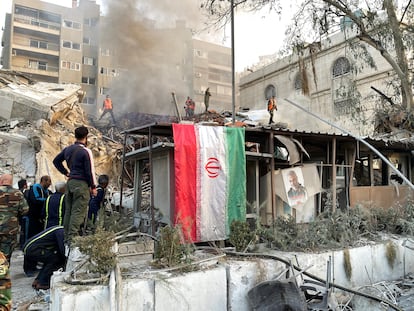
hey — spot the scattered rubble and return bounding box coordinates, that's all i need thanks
[0,70,123,188]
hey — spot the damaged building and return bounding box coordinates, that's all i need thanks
[0,69,122,187]
[123,122,414,232]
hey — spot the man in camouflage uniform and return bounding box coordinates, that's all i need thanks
[0,174,28,262]
[0,252,11,311]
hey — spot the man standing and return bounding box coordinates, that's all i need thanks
[43,181,66,229]
[53,126,97,245]
[0,174,28,262]
[204,87,211,112]
[23,225,66,290]
[27,175,51,238]
[267,96,277,124]
[99,94,116,124]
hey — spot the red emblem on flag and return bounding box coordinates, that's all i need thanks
[205,157,221,178]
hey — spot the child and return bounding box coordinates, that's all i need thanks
[85,175,109,234]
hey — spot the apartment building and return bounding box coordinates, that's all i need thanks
[1,0,117,116]
[1,0,233,118]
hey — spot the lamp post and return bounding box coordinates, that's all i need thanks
[231,0,235,124]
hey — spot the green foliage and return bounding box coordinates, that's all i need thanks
[154,226,194,268]
[229,220,255,252]
[255,201,414,252]
[73,229,117,274]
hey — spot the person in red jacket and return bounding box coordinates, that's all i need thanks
[99,95,116,124]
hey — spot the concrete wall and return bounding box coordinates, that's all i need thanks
[50,237,414,310]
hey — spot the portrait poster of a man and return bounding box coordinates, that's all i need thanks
[284,168,308,208]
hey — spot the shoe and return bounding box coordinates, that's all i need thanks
[25,270,37,277]
[35,283,50,290]
[32,279,39,289]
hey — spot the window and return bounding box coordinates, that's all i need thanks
[63,20,81,29]
[294,73,302,90]
[84,18,98,27]
[62,41,81,50]
[29,59,47,70]
[61,61,80,71]
[83,37,90,45]
[332,57,351,77]
[100,48,110,56]
[30,39,48,49]
[99,87,110,95]
[264,84,276,100]
[100,67,119,77]
[82,77,95,85]
[83,57,96,66]
[82,97,96,105]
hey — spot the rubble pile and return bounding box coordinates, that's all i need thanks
[0,70,123,187]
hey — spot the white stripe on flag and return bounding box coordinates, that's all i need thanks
[197,125,227,241]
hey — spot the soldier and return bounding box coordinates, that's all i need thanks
[0,251,11,311]
[0,174,29,262]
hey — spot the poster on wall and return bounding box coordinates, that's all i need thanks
[274,164,322,223]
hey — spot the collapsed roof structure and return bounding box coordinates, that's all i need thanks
[0,69,122,188]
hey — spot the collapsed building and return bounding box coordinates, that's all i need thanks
[0,69,122,188]
[3,69,414,310]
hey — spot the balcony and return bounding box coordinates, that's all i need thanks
[13,14,60,36]
[11,63,59,78]
[12,37,59,57]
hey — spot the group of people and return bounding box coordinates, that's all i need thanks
[184,88,212,118]
[0,126,109,300]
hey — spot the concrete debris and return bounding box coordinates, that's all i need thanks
[0,69,122,188]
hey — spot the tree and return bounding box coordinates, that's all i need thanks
[201,0,414,130]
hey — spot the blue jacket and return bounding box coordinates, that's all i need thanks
[88,185,105,223]
[53,142,97,188]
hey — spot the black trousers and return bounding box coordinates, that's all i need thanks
[24,247,65,286]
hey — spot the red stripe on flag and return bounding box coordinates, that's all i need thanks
[173,123,197,242]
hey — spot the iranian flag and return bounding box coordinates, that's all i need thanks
[173,123,246,242]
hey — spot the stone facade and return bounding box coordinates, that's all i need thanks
[239,27,398,136]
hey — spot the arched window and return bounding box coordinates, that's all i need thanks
[264,84,276,100]
[294,73,302,90]
[332,57,351,78]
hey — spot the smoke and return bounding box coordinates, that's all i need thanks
[99,0,215,117]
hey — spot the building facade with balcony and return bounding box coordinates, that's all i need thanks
[2,0,233,119]
[1,0,117,117]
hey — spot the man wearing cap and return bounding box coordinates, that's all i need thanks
[53,126,97,245]
[0,174,28,261]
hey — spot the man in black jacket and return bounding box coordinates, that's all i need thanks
[53,126,97,245]
[23,225,65,290]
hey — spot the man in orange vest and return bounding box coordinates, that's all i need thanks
[267,96,277,124]
[99,95,116,124]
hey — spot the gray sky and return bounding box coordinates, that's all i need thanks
[0,0,297,71]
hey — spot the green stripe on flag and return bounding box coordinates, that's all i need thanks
[225,127,246,234]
